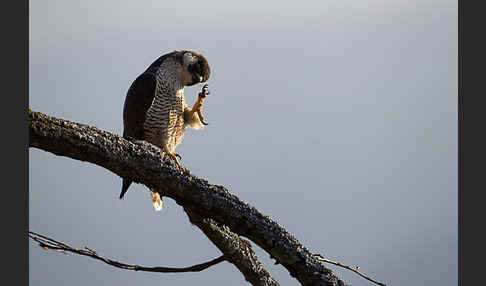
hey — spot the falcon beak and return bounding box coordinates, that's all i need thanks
[199,75,204,83]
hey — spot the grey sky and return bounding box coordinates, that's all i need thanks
[29,1,457,285]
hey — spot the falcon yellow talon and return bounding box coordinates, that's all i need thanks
[191,84,210,125]
[168,152,182,168]
[197,110,209,125]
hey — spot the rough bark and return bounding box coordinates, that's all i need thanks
[185,210,279,286]
[29,110,346,286]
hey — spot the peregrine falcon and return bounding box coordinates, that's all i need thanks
[119,50,211,211]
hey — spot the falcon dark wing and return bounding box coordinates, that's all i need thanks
[120,53,181,199]
[122,53,175,140]
[122,73,156,140]
[119,73,156,199]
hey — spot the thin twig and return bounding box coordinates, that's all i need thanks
[28,231,227,273]
[313,254,387,286]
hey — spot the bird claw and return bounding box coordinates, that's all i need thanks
[196,84,210,125]
[201,84,210,96]
[167,153,182,168]
[197,110,209,125]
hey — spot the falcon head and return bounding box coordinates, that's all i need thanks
[180,50,211,87]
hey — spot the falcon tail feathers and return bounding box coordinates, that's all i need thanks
[150,191,163,211]
[119,179,132,199]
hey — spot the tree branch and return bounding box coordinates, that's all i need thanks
[28,231,226,273]
[29,110,347,286]
[185,209,280,286]
[313,254,387,286]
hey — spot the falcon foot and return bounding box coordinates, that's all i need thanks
[192,84,210,125]
[167,152,182,168]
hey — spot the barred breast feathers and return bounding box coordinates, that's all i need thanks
[143,58,182,146]
[143,56,203,153]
